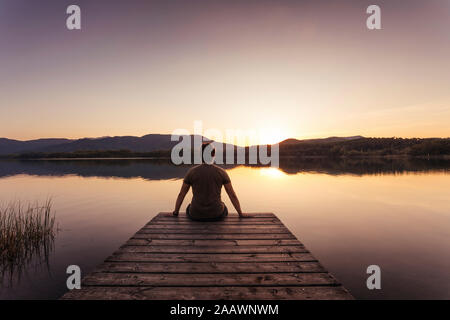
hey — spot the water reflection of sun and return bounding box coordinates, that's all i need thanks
[259,167,285,179]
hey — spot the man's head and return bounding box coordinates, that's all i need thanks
[202,141,215,163]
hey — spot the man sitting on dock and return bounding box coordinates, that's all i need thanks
[172,142,249,220]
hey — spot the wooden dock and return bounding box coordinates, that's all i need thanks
[61,213,353,300]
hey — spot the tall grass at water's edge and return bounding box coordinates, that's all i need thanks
[0,199,56,282]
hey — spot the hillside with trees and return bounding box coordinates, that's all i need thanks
[1,136,449,159]
[278,137,450,157]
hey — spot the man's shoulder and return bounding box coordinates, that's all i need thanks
[211,164,227,173]
[187,164,228,175]
[186,165,202,174]
[184,165,202,184]
[211,165,230,180]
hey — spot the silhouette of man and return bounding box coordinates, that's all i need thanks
[172,142,249,220]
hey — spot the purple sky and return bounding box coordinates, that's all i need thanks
[1,0,449,142]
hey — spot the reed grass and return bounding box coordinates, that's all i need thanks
[0,199,56,283]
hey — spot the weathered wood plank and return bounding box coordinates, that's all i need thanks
[155,215,277,218]
[142,225,286,230]
[118,245,307,254]
[137,228,292,234]
[93,261,326,274]
[150,222,282,226]
[157,212,277,218]
[154,220,279,223]
[61,286,353,300]
[82,272,338,287]
[132,233,296,240]
[152,217,281,221]
[125,239,302,246]
[149,221,283,226]
[106,252,317,263]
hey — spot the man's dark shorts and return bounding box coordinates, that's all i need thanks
[186,203,228,221]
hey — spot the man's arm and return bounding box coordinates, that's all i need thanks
[173,182,190,216]
[224,182,249,218]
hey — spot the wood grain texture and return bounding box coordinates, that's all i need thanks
[137,228,292,234]
[150,219,283,225]
[92,261,327,274]
[157,212,277,218]
[106,252,317,263]
[118,245,308,254]
[82,272,338,286]
[132,233,297,240]
[61,286,353,300]
[125,239,302,246]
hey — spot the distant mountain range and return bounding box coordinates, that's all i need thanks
[0,138,73,155]
[280,136,364,145]
[0,134,178,155]
[0,134,363,155]
[1,134,448,158]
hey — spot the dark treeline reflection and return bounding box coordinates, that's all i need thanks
[0,158,448,180]
[277,157,450,175]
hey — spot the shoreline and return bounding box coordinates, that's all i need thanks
[1,155,449,161]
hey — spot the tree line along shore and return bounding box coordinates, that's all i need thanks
[1,137,449,160]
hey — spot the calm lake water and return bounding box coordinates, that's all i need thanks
[0,158,449,299]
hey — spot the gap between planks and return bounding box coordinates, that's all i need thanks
[91,261,326,274]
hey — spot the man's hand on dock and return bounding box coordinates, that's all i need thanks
[239,213,252,218]
[172,210,179,216]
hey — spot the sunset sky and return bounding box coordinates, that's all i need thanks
[1,0,449,144]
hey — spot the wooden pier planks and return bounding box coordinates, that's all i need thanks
[61,212,353,300]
